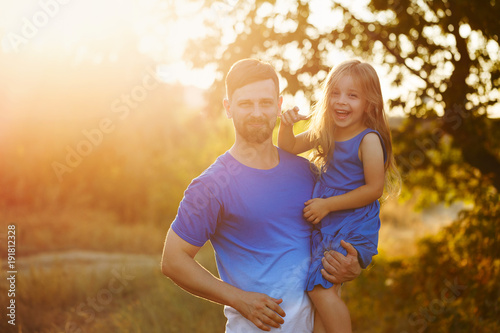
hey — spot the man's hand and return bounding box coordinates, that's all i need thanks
[321,240,362,284]
[233,291,286,331]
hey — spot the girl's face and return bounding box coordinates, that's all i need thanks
[329,74,367,138]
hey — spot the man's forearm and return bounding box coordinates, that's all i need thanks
[164,254,240,306]
[161,231,239,307]
[161,229,286,331]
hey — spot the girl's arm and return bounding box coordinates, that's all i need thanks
[278,106,314,155]
[303,132,385,223]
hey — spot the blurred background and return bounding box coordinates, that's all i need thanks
[0,0,499,332]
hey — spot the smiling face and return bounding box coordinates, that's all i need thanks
[329,75,367,139]
[224,79,282,144]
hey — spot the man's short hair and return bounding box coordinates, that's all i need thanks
[225,59,280,100]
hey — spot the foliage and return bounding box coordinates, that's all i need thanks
[336,189,498,333]
[184,0,500,197]
[0,54,232,228]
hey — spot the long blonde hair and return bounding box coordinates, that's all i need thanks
[308,59,401,200]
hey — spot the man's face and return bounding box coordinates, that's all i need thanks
[224,79,282,144]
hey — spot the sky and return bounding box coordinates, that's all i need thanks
[1,0,498,117]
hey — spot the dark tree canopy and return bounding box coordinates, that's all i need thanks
[184,0,500,201]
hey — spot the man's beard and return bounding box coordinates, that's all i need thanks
[234,116,275,144]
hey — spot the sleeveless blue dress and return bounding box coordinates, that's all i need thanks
[305,128,386,291]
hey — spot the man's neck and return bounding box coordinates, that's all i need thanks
[229,140,279,170]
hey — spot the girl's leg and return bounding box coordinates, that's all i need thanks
[313,309,326,333]
[308,285,352,333]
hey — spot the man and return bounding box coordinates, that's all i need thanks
[161,58,361,332]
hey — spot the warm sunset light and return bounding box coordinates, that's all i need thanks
[1,0,498,332]
[1,0,216,86]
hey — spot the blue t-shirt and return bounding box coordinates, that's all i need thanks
[171,148,315,332]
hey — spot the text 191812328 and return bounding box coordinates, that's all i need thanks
[6,225,17,326]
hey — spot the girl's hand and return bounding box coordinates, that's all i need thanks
[280,106,309,126]
[303,198,330,224]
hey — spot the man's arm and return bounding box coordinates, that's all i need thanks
[321,240,362,284]
[161,228,286,331]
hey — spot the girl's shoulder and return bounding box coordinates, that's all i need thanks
[360,131,383,148]
[360,129,387,162]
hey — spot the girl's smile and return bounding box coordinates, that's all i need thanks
[333,107,351,121]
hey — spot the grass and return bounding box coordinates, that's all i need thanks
[0,207,168,256]
[0,240,225,333]
[85,267,226,333]
[0,199,454,333]
[0,207,227,333]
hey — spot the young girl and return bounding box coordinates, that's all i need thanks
[278,59,401,333]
